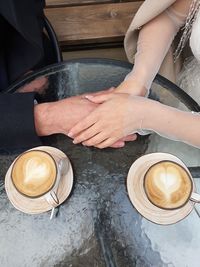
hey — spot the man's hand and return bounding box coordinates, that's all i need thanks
[34,95,98,136]
[17,76,49,94]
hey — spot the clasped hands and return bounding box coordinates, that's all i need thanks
[33,78,149,149]
[66,80,148,149]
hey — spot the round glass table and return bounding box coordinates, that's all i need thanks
[1,59,200,267]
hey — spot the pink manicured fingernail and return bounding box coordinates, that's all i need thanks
[85,95,93,99]
[118,142,125,147]
[68,132,73,137]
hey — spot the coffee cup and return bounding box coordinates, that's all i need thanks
[143,160,200,210]
[11,149,69,208]
[127,153,199,224]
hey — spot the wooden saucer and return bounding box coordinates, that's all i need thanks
[127,153,194,225]
[5,146,73,214]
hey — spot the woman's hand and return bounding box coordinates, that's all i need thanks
[68,93,147,149]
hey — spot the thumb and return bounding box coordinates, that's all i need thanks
[84,93,113,104]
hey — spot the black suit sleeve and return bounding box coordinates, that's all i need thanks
[0,0,46,85]
[0,93,41,149]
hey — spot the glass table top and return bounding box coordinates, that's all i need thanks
[1,59,200,267]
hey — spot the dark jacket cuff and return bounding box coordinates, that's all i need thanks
[0,92,41,150]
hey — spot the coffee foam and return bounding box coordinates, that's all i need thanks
[144,161,192,209]
[12,151,57,197]
[23,157,52,185]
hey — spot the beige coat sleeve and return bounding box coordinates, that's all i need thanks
[124,0,176,63]
[124,0,182,83]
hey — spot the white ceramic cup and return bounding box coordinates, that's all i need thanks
[143,159,200,210]
[11,149,70,208]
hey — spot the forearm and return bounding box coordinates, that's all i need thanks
[124,0,191,95]
[34,102,55,136]
[126,13,178,90]
[143,100,200,148]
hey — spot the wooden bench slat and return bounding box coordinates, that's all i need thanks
[45,2,142,46]
[46,0,140,7]
[46,0,113,7]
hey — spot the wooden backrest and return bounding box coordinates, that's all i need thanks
[45,0,143,49]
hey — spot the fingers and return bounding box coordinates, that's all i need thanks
[110,141,125,148]
[100,134,137,148]
[120,134,137,142]
[94,134,137,149]
[95,137,119,149]
[81,87,115,98]
[82,133,137,147]
[111,134,137,147]
[82,132,109,146]
[110,134,137,148]
[68,114,97,138]
[18,77,46,93]
[84,92,114,104]
[72,124,102,144]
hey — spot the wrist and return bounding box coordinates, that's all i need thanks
[117,79,148,97]
[34,102,57,136]
[141,99,162,131]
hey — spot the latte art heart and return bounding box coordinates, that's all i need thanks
[24,158,51,184]
[12,151,57,197]
[153,167,182,199]
[144,161,192,209]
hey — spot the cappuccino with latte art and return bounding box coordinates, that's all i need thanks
[12,150,57,197]
[144,161,193,210]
